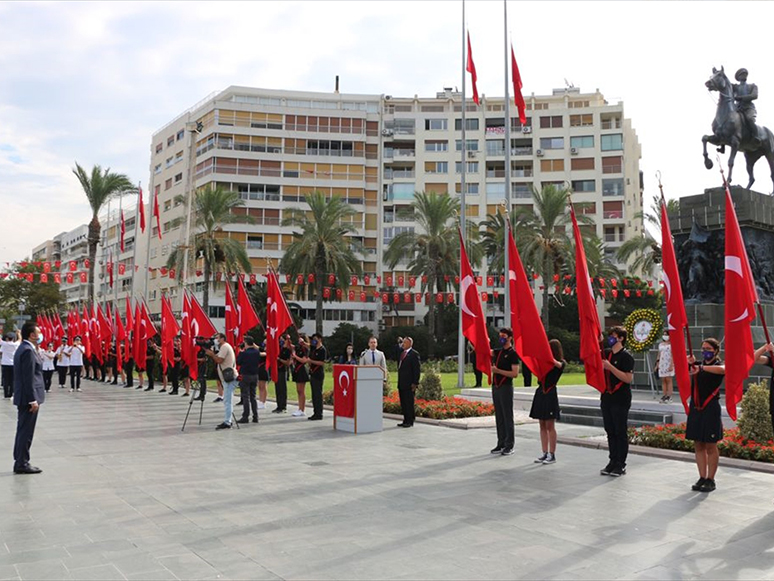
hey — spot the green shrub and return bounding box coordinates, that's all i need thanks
[416,364,443,401]
[738,380,773,444]
[323,390,333,406]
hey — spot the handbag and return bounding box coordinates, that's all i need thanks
[221,366,236,382]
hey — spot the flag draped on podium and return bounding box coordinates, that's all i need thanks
[333,364,355,418]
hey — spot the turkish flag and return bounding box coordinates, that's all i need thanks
[80,306,92,360]
[161,295,179,374]
[189,291,218,338]
[138,186,146,233]
[236,276,261,344]
[466,31,480,105]
[40,273,48,283]
[43,262,51,273]
[571,207,605,393]
[54,273,61,284]
[459,229,492,383]
[266,271,294,383]
[511,44,527,124]
[69,260,77,272]
[107,257,113,288]
[333,364,355,418]
[132,303,145,369]
[153,190,162,240]
[224,282,238,344]
[507,224,555,382]
[118,263,125,275]
[114,305,125,373]
[98,303,112,341]
[181,293,197,381]
[79,272,87,283]
[120,209,126,252]
[724,185,758,420]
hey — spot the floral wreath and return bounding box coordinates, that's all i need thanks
[624,308,663,353]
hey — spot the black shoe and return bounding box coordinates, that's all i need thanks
[700,478,716,492]
[397,422,406,427]
[215,423,232,430]
[308,415,323,421]
[400,423,413,428]
[600,463,614,476]
[111,381,118,385]
[134,386,142,389]
[14,465,42,474]
[691,477,707,491]
[181,392,189,397]
[193,396,205,401]
[144,387,153,392]
[271,408,285,414]
[491,446,504,454]
[169,390,178,395]
[501,448,514,456]
[609,465,626,477]
[237,417,250,424]
[159,389,167,393]
[213,396,223,403]
[252,417,259,423]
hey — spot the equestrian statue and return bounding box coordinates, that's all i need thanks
[702,66,774,193]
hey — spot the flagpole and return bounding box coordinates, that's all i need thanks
[129,181,141,316]
[457,0,467,389]
[115,192,122,310]
[143,182,154,302]
[181,116,198,314]
[503,0,512,324]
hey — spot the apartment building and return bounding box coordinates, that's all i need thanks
[142,85,641,333]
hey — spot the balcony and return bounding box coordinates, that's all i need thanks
[384,149,416,159]
[603,211,624,220]
[384,169,415,179]
[601,119,623,130]
[512,147,533,156]
[511,169,533,178]
[602,164,622,174]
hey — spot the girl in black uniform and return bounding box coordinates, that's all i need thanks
[685,338,725,493]
[257,341,269,410]
[291,335,310,417]
[529,339,566,465]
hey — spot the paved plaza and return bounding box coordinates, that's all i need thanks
[2,383,774,580]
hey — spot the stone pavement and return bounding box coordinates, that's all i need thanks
[2,381,774,580]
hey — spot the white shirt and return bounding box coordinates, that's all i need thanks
[1,339,20,366]
[216,342,237,383]
[68,344,85,366]
[56,345,70,367]
[41,348,56,371]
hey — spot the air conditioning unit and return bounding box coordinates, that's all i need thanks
[381,129,394,136]
[382,305,391,312]
[570,147,578,155]
[522,126,532,134]
[467,150,476,159]
[536,149,544,157]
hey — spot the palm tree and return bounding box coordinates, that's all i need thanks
[166,185,252,311]
[615,197,678,277]
[281,192,364,335]
[516,184,594,330]
[562,235,621,281]
[72,163,134,303]
[383,191,482,358]
[480,211,527,274]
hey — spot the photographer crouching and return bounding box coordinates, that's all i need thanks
[204,333,238,430]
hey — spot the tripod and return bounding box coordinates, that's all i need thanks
[181,374,240,432]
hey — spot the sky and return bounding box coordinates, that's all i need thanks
[2,0,774,263]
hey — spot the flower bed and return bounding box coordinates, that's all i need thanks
[628,423,774,463]
[323,390,495,420]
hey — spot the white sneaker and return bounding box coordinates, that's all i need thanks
[76,388,82,392]
[291,409,305,417]
[257,402,266,410]
[69,388,74,392]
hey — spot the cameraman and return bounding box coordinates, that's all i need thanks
[204,333,238,430]
[236,337,260,424]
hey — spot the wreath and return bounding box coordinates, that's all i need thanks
[623,308,663,353]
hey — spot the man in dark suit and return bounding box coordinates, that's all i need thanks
[13,322,45,475]
[397,336,421,428]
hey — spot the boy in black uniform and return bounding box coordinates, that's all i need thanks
[491,328,520,456]
[273,334,292,414]
[600,325,635,477]
[308,333,327,420]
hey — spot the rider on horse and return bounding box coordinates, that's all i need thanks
[732,68,762,147]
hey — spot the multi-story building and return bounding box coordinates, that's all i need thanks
[31,236,64,263]
[139,84,641,334]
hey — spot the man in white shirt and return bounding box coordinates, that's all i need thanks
[360,336,387,376]
[205,333,238,430]
[67,337,86,392]
[2,330,21,398]
[55,341,70,389]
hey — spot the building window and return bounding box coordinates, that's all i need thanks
[150,247,157,259]
[602,178,625,196]
[602,156,623,174]
[247,236,263,250]
[165,178,172,190]
[455,182,480,195]
[175,151,183,163]
[570,114,594,127]
[155,143,163,154]
[454,118,479,131]
[174,173,183,184]
[164,200,172,211]
[570,157,595,171]
[161,244,169,256]
[539,115,563,129]
[570,135,594,149]
[388,183,416,201]
[569,101,590,109]
[533,102,548,110]
[425,140,448,152]
[176,129,185,141]
[154,164,161,175]
[540,159,564,172]
[455,162,479,174]
[154,184,160,196]
[571,179,596,192]
[485,182,506,200]
[425,161,448,174]
[539,137,564,150]
[601,134,623,151]
[455,139,479,152]
[424,119,448,131]
[167,136,174,146]
[209,306,226,319]
[166,157,173,168]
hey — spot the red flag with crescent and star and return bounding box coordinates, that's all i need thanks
[138,187,146,233]
[181,292,197,381]
[266,271,294,383]
[724,185,758,421]
[459,229,491,384]
[333,364,355,418]
[236,276,261,345]
[224,281,238,345]
[660,198,691,414]
[466,31,480,106]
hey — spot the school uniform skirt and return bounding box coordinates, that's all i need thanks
[529,387,561,421]
[685,398,724,443]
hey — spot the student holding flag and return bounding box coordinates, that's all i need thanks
[600,327,635,477]
[529,340,566,465]
[490,328,520,456]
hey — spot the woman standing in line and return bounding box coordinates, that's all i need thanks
[529,339,566,465]
[257,341,269,410]
[656,334,675,403]
[68,336,86,392]
[291,334,310,417]
[55,339,70,389]
[41,342,56,392]
[685,338,725,493]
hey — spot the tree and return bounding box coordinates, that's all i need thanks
[561,235,621,281]
[480,211,529,273]
[167,185,252,311]
[326,323,374,362]
[615,197,679,277]
[382,191,482,358]
[72,163,134,302]
[281,192,364,335]
[0,263,65,327]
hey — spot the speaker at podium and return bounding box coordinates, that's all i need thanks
[333,364,384,434]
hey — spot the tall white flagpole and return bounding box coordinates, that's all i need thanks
[503,0,512,322]
[457,0,467,389]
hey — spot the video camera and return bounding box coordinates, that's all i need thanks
[195,336,215,350]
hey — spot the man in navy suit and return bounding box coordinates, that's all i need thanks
[13,322,45,475]
[396,336,421,428]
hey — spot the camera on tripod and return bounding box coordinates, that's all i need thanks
[195,336,215,350]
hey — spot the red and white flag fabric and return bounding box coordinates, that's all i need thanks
[571,206,606,393]
[153,190,162,240]
[507,223,554,382]
[510,44,527,124]
[224,281,238,345]
[181,292,198,382]
[333,364,355,418]
[189,292,218,339]
[161,295,179,374]
[107,253,114,288]
[266,271,294,383]
[466,31,480,106]
[660,198,692,414]
[120,209,126,252]
[724,185,758,420]
[132,302,145,369]
[124,297,133,363]
[80,306,92,360]
[459,229,492,384]
[114,305,126,373]
[138,187,146,233]
[236,276,261,345]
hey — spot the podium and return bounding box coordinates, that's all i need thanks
[333,365,384,434]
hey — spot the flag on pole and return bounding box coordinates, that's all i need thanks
[81,306,92,360]
[153,189,162,240]
[181,292,198,382]
[459,229,492,383]
[133,303,145,369]
[114,305,126,373]
[224,281,238,345]
[724,185,758,420]
[507,223,554,381]
[236,276,261,345]
[466,31,480,106]
[571,206,606,392]
[266,271,294,383]
[160,295,179,374]
[510,44,527,124]
[189,292,218,339]
[120,209,126,252]
[138,186,146,233]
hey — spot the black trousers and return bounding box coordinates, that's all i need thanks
[240,374,258,420]
[70,366,82,390]
[14,405,39,470]
[2,365,14,398]
[169,364,180,392]
[398,385,415,425]
[146,359,156,389]
[310,375,324,417]
[601,398,630,468]
[43,370,53,391]
[470,353,482,387]
[493,384,515,448]
[275,368,287,411]
[523,365,533,388]
[197,362,207,396]
[125,359,134,387]
[57,366,68,387]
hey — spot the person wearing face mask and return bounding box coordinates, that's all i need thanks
[291,334,310,417]
[490,328,520,455]
[67,336,86,392]
[13,322,45,474]
[55,339,70,389]
[753,341,774,436]
[341,343,358,365]
[656,334,675,403]
[204,333,238,430]
[40,342,56,393]
[600,326,635,477]
[272,334,292,414]
[307,333,327,421]
[686,338,726,492]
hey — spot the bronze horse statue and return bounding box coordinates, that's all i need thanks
[702,66,774,193]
